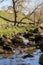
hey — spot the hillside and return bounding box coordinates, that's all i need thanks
[0,10,43,36]
[0,11,32,36]
[0,11,14,21]
[0,11,31,22]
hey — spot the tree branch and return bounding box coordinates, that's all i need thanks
[0,16,14,22]
[20,2,43,23]
[29,2,43,16]
[20,17,33,22]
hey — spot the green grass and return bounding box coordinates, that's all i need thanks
[0,26,27,36]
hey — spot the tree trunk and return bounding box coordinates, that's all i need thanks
[34,11,36,28]
[12,0,17,25]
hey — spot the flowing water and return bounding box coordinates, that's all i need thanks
[0,49,43,65]
[19,35,29,45]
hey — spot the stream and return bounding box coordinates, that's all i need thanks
[0,35,43,65]
[0,49,43,65]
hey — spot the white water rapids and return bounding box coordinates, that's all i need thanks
[19,35,29,45]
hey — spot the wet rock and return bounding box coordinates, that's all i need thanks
[3,46,13,53]
[0,47,4,54]
[22,54,33,59]
[11,36,25,47]
[39,54,43,65]
[33,28,39,33]
[23,32,33,39]
[39,39,43,52]
[40,23,43,29]
[0,37,4,46]
[35,35,42,44]
[20,63,25,65]
[4,39,12,46]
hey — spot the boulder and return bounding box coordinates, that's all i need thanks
[23,32,33,39]
[0,47,4,54]
[39,39,43,52]
[35,35,42,43]
[4,39,12,46]
[33,28,39,33]
[0,37,4,46]
[40,23,43,29]
[11,36,25,47]
[39,54,43,65]
[3,46,13,53]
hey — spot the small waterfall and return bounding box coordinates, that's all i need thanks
[19,35,29,45]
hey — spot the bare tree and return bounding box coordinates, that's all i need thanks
[20,2,43,24]
[33,1,43,28]
[27,1,43,28]
[0,0,31,25]
[0,0,43,26]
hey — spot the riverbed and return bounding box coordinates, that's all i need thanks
[0,49,43,65]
